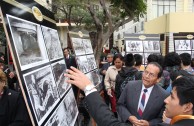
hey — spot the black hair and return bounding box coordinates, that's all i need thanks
[170,70,191,82]
[147,62,163,78]
[63,48,69,52]
[179,53,191,66]
[112,54,124,65]
[0,52,5,57]
[192,58,194,68]
[147,54,159,64]
[164,52,181,67]
[157,55,165,68]
[134,54,142,66]
[172,76,194,115]
[124,53,135,67]
[107,53,114,58]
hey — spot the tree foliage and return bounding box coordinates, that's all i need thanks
[50,0,147,63]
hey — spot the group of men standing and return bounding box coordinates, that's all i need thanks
[96,52,194,126]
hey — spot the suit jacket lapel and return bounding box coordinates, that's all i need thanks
[133,82,142,111]
[142,85,159,118]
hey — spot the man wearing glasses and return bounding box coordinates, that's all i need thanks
[117,62,169,126]
[100,53,114,105]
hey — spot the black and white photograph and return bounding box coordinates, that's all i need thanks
[23,66,60,125]
[143,41,160,52]
[86,54,97,71]
[41,26,64,61]
[192,51,194,59]
[126,41,143,52]
[76,55,89,73]
[45,98,69,126]
[176,51,191,55]
[51,60,70,98]
[82,39,93,54]
[62,88,78,126]
[191,40,194,50]
[86,72,94,84]
[174,40,191,50]
[7,14,49,70]
[71,38,85,56]
[91,69,102,86]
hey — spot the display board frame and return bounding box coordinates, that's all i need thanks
[69,32,102,87]
[173,33,194,58]
[0,0,78,125]
[124,33,161,65]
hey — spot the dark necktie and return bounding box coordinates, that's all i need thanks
[138,89,148,117]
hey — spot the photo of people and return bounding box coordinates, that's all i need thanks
[62,89,78,126]
[71,38,85,56]
[175,40,191,50]
[143,41,160,52]
[51,60,70,98]
[76,55,89,73]
[86,72,94,84]
[126,41,143,52]
[7,14,49,70]
[41,26,64,61]
[91,69,102,86]
[23,65,60,125]
[45,98,69,126]
[82,39,93,54]
[86,55,97,71]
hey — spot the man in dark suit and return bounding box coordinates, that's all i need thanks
[63,48,77,69]
[100,53,113,105]
[117,62,169,126]
[63,48,78,96]
[64,67,194,126]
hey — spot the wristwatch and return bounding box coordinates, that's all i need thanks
[84,84,97,96]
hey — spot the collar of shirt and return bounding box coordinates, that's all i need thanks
[142,85,154,96]
[184,66,194,73]
[66,54,70,59]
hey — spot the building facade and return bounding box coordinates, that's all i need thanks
[114,0,194,54]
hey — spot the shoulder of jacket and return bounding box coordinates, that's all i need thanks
[108,65,116,70]
[127,80,142,88]
[6,89,20,99]
[155,84,169,96]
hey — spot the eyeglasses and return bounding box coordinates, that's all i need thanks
[143,70,157,78]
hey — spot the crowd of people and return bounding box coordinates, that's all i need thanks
[1,48,194,126]
[66,51,194,126]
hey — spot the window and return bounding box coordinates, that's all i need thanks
[152,0,176,18]
[141,22,144,31]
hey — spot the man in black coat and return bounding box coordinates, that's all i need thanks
[100,53,113,105]
[63,48,77,69]
[0,70,32,126]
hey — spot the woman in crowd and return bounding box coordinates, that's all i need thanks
[0,69,31,125]
[104,54,123,117]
